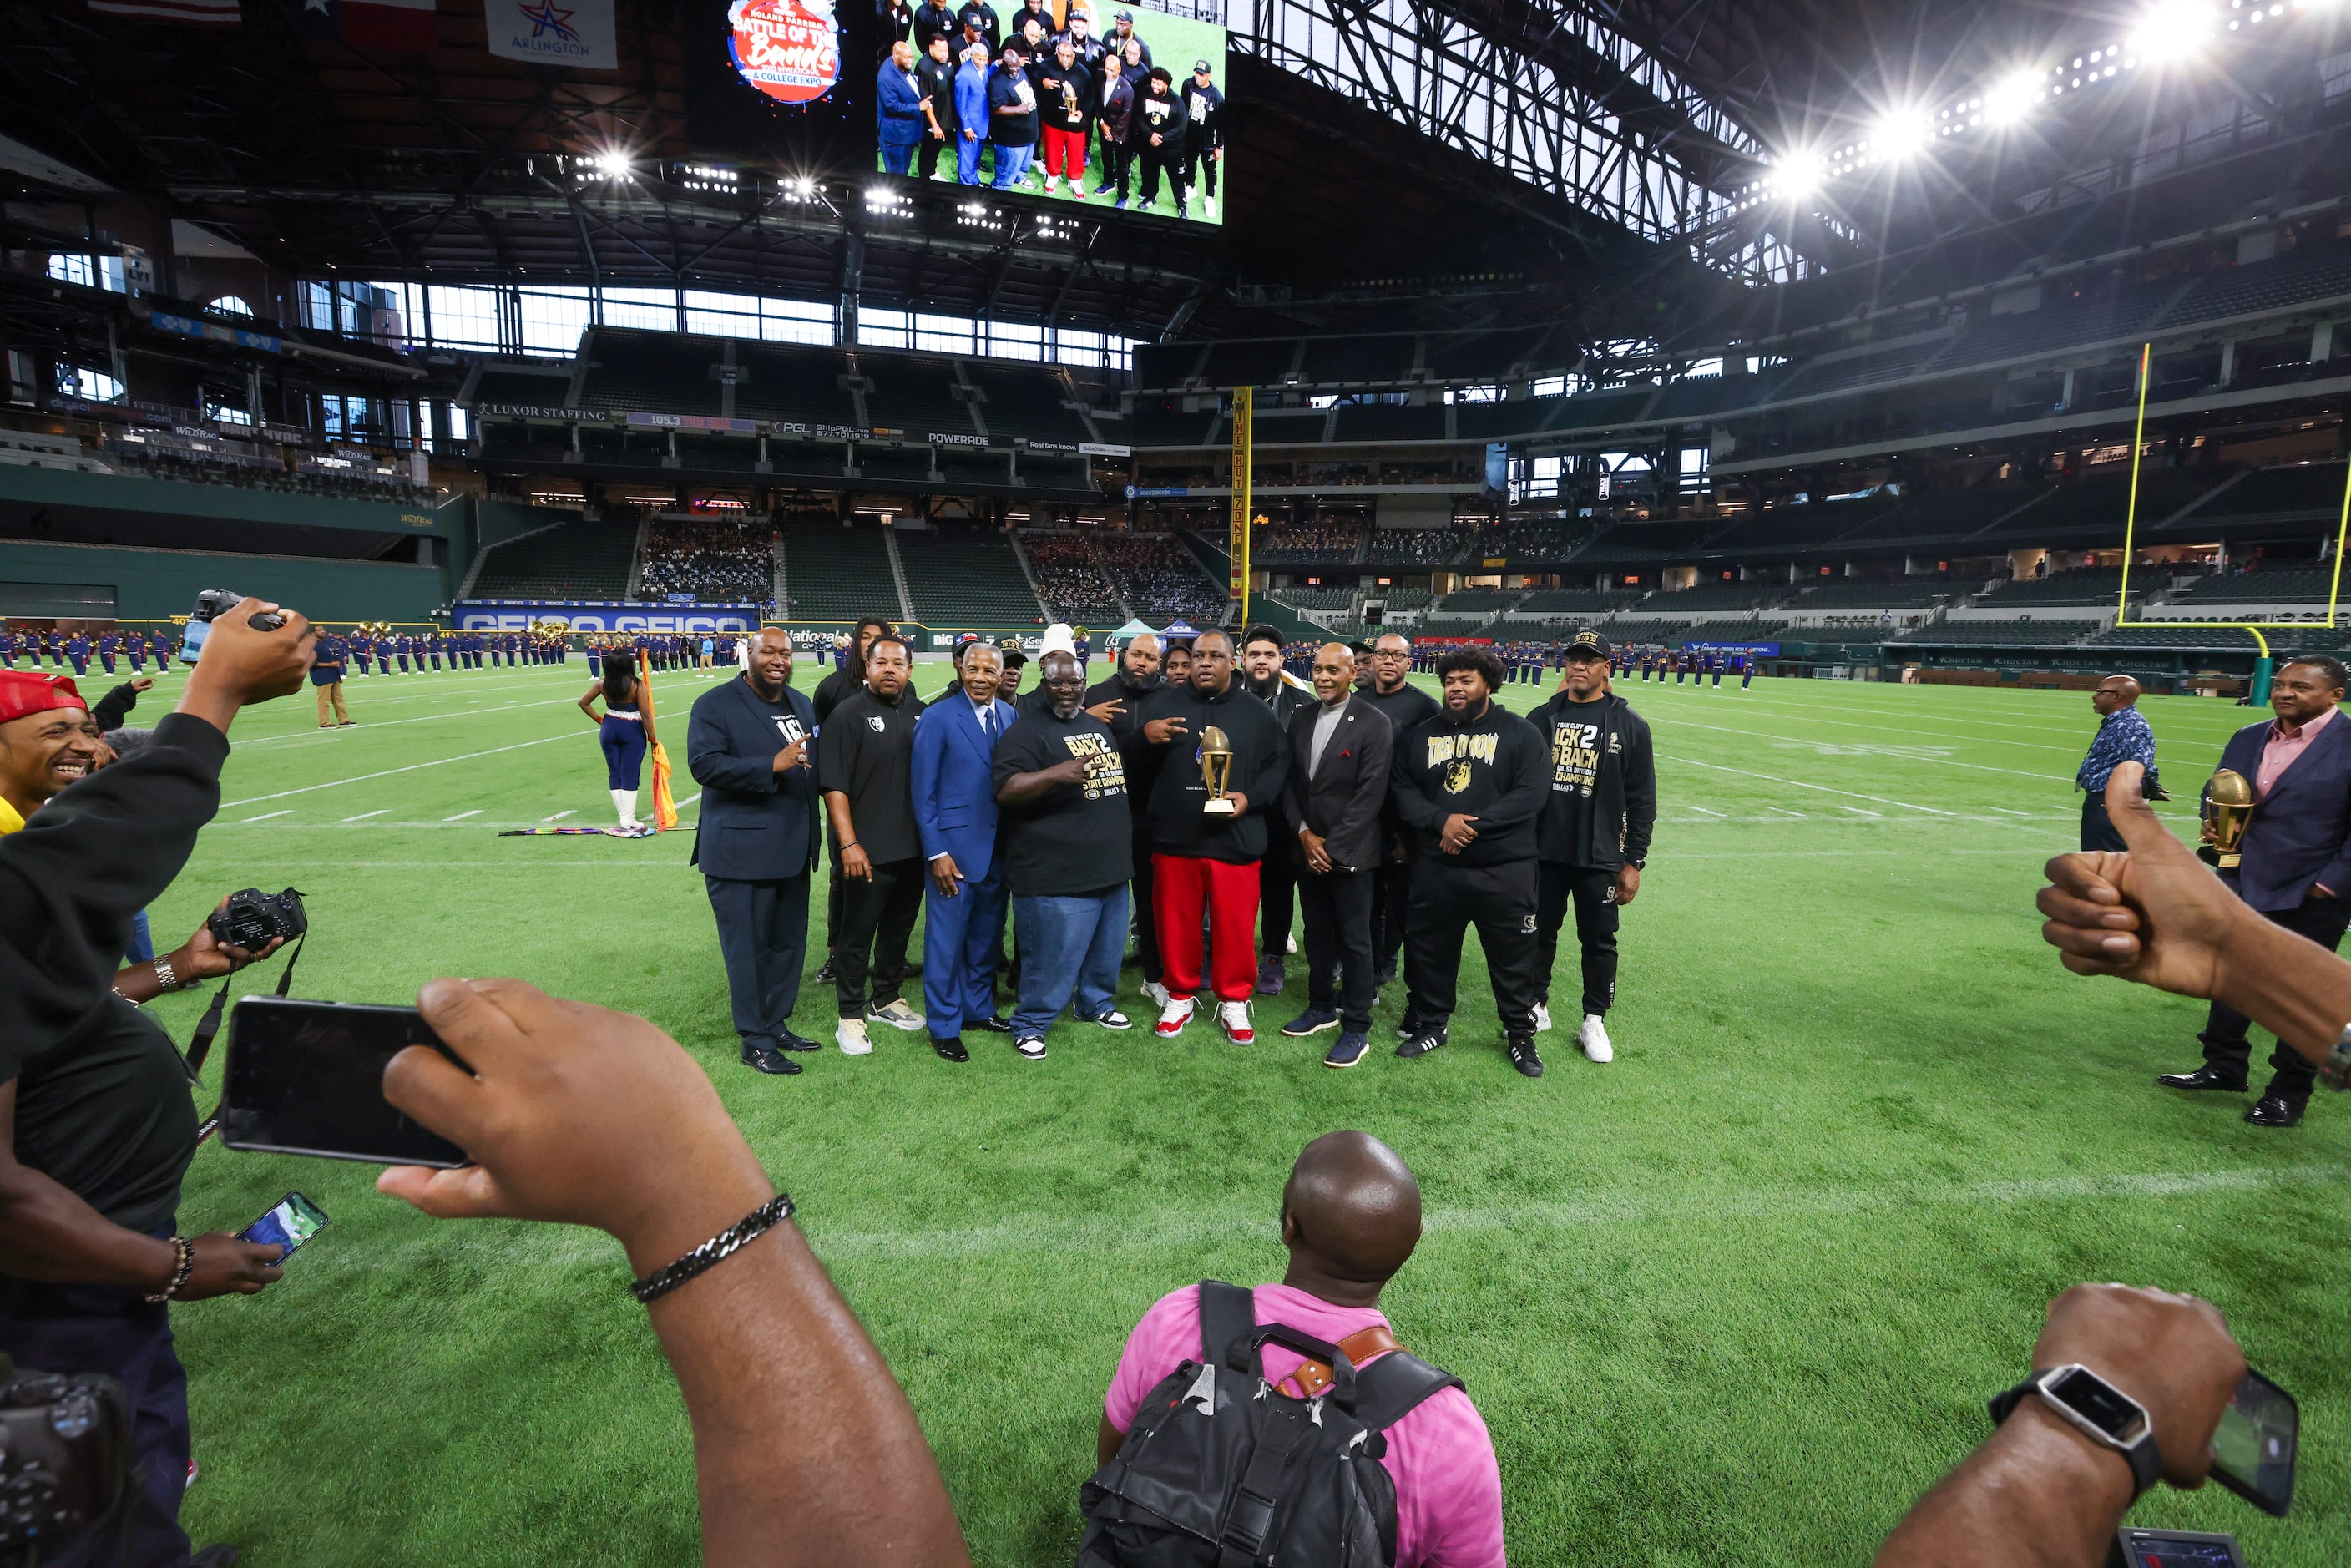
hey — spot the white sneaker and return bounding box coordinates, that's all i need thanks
[1578,1014,1613,1063]
[869,999,926,1032]
[1044,175,1059,193]
[1141,979,1175,1010]
[837,1019,873,1055]
[1532,1002,1552,1034]
[1155,996,1195,1037]
[1286,934,1297,954]
[1203,195,1216,217]
[1218,1000,1255,1044]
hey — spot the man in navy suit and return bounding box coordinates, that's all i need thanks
[2160,655,2351,1125]
[688,628,823,1075]
[912,640,1017,1060]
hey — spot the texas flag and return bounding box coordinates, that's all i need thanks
[299,0,438,49]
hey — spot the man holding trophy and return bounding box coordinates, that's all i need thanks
[1135,629,1290,1044]
[2159,655,2351,1126]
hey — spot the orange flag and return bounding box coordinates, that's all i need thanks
[637,652,679,832]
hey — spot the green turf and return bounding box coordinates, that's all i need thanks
[109,657,2351,1564]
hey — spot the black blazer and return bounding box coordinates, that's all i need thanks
[2216,711,2351,913]
[1282,695,1393,873]
[686,676,822,881]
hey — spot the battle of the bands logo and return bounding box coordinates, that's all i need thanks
[729,0,842,104]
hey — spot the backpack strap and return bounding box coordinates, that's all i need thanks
[1350,1351,1465,1436]
[1215,1395,1317,1568]
[1197,1280,1259,1375]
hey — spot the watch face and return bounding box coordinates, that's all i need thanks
[2048,1368,2147,1440]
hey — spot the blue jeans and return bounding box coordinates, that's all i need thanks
[1010,886,1127,1037]
[990,142,1035,189]
[124,908,155,965]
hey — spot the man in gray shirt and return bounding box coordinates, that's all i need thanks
[1277,644,1394,1067]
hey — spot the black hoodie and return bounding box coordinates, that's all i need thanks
[1085,663,1160,819]
[1388,695,1547,867]
[1528,687,1656,870]
[1137,675,1291,862]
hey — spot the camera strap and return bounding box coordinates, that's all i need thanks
[182,933,306,1085]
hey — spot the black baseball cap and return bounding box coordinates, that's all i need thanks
[1563,628,1613,659]
[1114,8,1133,17]
[1193,58,1211,72]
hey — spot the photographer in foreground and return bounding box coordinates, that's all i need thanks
[1875,1283,2244,1567]
[377,977,969,1567]
[0,600,316,1568]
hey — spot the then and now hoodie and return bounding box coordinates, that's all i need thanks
[1388,695,1547,867]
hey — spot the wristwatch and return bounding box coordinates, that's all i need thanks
[1989,1365,2162,1498]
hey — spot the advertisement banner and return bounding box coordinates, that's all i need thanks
[454,601,761,635]
[486,0,618,67]
[1229,385,1251,616]
[1685,640,1782,656]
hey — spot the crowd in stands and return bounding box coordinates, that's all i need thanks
[1251,523,1362,563]
[103,439,435,504]
[638,518,776,603]
[1020,533,1124,618]
[1363,528,1464,565]
[1096,534,1224,622]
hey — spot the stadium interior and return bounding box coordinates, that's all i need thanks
[8,0,2351,1560]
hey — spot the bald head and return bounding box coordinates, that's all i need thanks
[1280,1131,1422,1302]
[2093,675,2141,716]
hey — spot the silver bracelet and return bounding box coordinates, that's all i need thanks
[152,955,179,992]
[629,1194,796,1304]
[2321,1023,2351,1092]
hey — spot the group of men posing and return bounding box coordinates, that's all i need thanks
[878,1,1222,216]
[685,616,1656,1078]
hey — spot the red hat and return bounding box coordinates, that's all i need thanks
[0,671,88,726]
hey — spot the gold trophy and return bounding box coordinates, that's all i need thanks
[1198,726,1236,816]
[2204,768,2255,869]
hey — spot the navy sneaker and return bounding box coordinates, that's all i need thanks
[1281,1007,1341,1037]
[1323,1031,1370,1069]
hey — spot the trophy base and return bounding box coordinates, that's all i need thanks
[1201,799,1237,817]
[2218,852,2241,869]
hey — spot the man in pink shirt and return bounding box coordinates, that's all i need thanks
[1090,1131,1505,1566]
[2160,655,2351,1125]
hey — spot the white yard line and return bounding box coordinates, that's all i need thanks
[220,732,578,807]
[240,809,292,822]
[235,696,570,746]
[1657,753,1960,816]
[543,810,575,822]
[341,809,387,822]
[443,809,483,822]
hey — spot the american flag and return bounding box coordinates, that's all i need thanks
[87,0,240,21]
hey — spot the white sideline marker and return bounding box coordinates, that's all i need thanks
[341,809,387,822]
[444,809,483,822]
[543,810,575,822]
[241,809,292,822]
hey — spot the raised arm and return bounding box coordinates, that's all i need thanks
[379,979,971,1568]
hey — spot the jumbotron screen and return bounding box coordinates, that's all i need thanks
[871,0,1228,227]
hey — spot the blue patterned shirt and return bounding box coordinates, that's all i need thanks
[2078,706,2158,793]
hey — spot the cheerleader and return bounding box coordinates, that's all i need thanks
[579,651,656,829]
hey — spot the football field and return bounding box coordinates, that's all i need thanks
[114,657,2351,1565]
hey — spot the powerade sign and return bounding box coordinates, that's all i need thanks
[453,601,761,635]
[1686,640,1781,656]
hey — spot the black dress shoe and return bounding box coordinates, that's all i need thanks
[815,955,837,985]
[776,1028,822,1052]
[931,1036,969,1062]
[741,1041,804,1075]
[965,1015,1015,1034]
[2246,1095,2305,1128]
[2157,1065,2248,1093]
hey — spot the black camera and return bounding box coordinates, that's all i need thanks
[208,887,307,951]
[190,589,286,634]
[0,1356,133,1557]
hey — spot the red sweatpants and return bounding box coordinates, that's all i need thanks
[1152,853,1261,1004]
[1042,124,1089,182]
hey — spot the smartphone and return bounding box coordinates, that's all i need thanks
[238,1191,330,1260]
[2207,1368,2296,1517]
[219,997,473,1167]
[2111,1528,2243,1567]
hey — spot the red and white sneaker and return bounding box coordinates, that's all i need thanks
[1218,1000,1255,1044]
[1155,996,1195,1037]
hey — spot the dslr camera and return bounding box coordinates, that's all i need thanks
[208,887,307,951]
[0,1356,132,1556]
[179,589,288,665]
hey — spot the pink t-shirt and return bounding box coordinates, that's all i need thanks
[1105,1282,1505,1568]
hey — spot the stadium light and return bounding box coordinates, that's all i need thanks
[1983,69,2042,126]
[2132,0,2213,63]
[1868,106,1937,160]
[592,149,634,180]
[1769,148,1825,198]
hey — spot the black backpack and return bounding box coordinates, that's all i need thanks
[1075,1282,1464,1568]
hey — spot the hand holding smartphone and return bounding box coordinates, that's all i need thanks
[238,1192,330,1261]
[2206,1368,2296,1516]
[220,997,473,1167]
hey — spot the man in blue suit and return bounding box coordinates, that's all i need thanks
[2160,655,2351,1125]
[688,628,824,1075]
[878,40,929,175]
[912,640,1016,1060]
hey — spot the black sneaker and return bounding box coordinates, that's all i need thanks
[1507,1034,1545,1079]
[1373,962,1398,988]
[741,1040,804,1075]
[815,955,837,985]
[931,1036,969,1062]
[1396,1025,1447,1059]
[965,1015,1016,1034]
